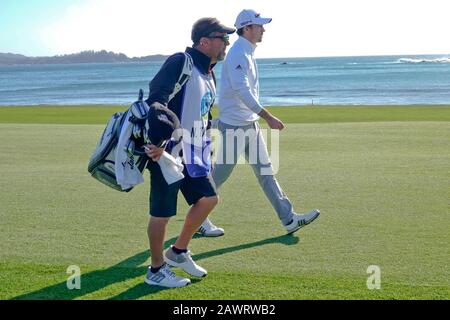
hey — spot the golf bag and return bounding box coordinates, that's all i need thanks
[87,52,193,192]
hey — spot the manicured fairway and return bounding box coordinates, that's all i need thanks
[0,106,449,299]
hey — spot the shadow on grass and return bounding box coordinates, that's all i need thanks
[12,237,177,300]
[12,234,298,300]
[109,234,299,300]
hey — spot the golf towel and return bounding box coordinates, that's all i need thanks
[157,152,185,185]
[115,109,185,190]
[115,110,145,190]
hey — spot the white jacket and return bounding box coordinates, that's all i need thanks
[218,37,263,126]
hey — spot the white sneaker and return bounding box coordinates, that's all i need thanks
[164,246,207,277]
[285,209,321,234]
[144,263,191,288]
[197,218,225,237]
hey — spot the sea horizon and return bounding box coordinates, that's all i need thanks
[2,50,450,61]
[1,54,449,106]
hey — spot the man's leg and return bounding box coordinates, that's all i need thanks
[212,120,241,189]
[212,163,236,190]
[246,122,294,225]
[165,173,218,277]
[146,216,191,287]
[251,169,295,225]
[174,196,219,249]
[145,161,191,288]
[147,161,180,266]
[148,216,169,268]
[247,123,320,233]
[198,121,242,236]
[197,159,234,237]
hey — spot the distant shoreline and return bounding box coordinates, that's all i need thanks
[1,51,448,66]
[0,50,169,66]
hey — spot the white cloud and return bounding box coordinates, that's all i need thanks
[38,0,450,58]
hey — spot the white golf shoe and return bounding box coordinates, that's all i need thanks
[144,263,191,288]
[285,209,321,234]
[164,246,208,278]
[197,218,225,237]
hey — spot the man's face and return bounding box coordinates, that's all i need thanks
[247,24,265,43]
[205,32,230,62]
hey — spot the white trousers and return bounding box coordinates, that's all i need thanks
[212,120,295,225]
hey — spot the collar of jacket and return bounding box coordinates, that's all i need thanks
[185,47,216,75]
[237,36,257,55]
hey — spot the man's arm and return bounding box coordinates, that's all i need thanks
[225,55,285,130]
[257,108,285,130]
[146,53,185,106]
[145,53,185,156]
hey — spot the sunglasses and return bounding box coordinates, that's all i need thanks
[206,34,229,42]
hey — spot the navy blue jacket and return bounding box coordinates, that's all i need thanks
[145,47,216,122]
[145,47,217,177]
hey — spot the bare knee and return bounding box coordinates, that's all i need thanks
[198,195,219,207]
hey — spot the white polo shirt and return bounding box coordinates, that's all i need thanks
[218,36,263,126]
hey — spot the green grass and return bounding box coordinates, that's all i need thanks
[0,105,449,300]
[1,104,450,124]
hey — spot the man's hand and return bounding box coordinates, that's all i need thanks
[258,108,285,130]
[144,144,165,161]
[266,115,285,130]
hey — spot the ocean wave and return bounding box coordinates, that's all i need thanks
[392,57,450,64]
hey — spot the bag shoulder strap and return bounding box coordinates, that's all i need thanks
[168,52,193,102]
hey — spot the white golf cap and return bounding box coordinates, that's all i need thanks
[234,9,272,29]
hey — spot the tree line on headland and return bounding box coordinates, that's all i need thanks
[0,50,168,65]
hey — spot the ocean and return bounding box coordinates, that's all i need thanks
[0,54,449,106]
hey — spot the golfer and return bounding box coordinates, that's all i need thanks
[198,9,320,237]
[144,17,235,288]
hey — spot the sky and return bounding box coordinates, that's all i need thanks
[0,0,449,58]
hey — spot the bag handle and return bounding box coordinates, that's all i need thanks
[168,52,193,102]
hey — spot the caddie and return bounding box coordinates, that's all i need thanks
[143,17,235,288]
